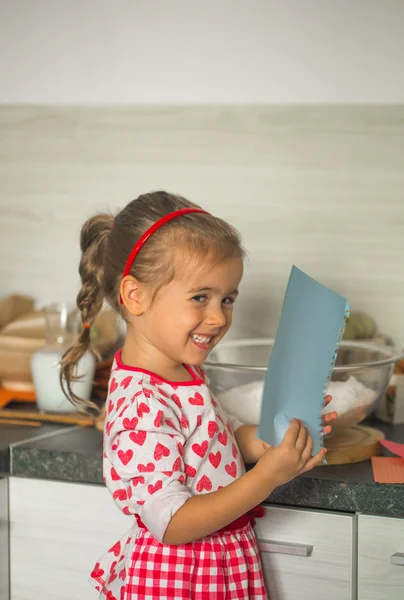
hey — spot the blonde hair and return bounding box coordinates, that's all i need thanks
[60,190,244,410]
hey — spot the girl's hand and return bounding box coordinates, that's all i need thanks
[322,394,337,436]
[254,419,326,490]
[236,395,337,464]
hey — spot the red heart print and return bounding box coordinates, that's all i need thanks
[108,399,114,414]
[211,396,218,408]
[192,440,208,458]
[136,500,144,506]
[216,412,224,424]
[196,415,202,427]
[126,537,131,545]
[172,457,182,471]
[232,443,238,459]
[119,567,126,581]
[189,392,204,406]
[123,417,138,430]
[225,461,237,478]
[162,470,173,477]
[127,486,132,499]
[185,464,196,477]
[226,421,233,434]
[209,451,222,469]
[178,474,186,484]
[109,571,117,584]
[113,489,127,501]
[218,430,228,446]
[208,421,219,438]
[180,414,189,428]
[132,475,145,487]
[196,474,212,492]
[154,442,170,461]
[150,375,163,386]
[137,402,150,417]
[138,462,155,472]
[154,410,163,428]
[158,397,169,407]
[165,418,177,430]
[111,442,119,451]
[106,420,114,436]
[110,541,121,557]
[121,586,126,600]
[148,480,162,495]
[122,506,131,515]
[111,467,120,481]
[157,387,169,398]
[171,394,182,408]
[129,431,147,446]
[177,441,184,456]
[118,406,128,418]
[91,562,104,579]
[116,397,126,410]
[109,378,118,394]
[118,449,133,466]
[120,376,133,389]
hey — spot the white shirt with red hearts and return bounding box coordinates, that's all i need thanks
[103,352,244,544]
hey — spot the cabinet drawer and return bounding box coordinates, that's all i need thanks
[9,477,129,600]
[358,514,404,600]
[254,504,356,600]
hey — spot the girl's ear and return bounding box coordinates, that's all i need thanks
[120,276,150,316]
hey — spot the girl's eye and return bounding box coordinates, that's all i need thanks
[192,295,207,303]
[222,297,235,305]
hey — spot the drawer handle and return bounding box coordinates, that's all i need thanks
[391,553,404,566]
[257,539,313,557]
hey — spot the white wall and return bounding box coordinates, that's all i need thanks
[1,0,404,104]
[1,106,403,346]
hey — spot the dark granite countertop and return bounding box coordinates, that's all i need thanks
[1,419,403,518]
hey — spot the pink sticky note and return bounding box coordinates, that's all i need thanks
[372,457,404,484]
[380,439,404,459]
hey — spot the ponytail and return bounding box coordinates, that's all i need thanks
[60,214,113,411]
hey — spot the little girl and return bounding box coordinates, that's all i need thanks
[61,191,335,600]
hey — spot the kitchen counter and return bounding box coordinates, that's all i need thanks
[1,420,403,517]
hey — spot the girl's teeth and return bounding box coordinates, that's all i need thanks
[192,334,212,344]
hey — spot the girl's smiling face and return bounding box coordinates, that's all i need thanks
[133,254,243,374]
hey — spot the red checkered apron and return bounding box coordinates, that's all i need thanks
[92,508,268,599]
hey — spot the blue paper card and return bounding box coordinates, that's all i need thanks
[257,266,350,457]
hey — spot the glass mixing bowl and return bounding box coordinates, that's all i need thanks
[205,338,404,432]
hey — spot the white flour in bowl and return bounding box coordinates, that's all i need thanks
[216,376,377,427]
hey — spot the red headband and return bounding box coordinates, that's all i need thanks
[120,207,209,304]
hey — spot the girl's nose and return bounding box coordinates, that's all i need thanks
[205,304,227,328]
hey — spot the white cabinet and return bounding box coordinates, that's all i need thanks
[9,477,129,600]
[0,478,9,600]
[358,514,404,600]
[255,505,357,600]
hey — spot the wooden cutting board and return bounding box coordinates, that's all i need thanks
[324,425,385,465]
[0,400,95,427]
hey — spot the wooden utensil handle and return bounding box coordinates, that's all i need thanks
[0,418,41,427]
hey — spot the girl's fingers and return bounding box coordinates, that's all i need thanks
[302,448,327,472]
[301,435,314,464]
[323,411,337,425]
[282,419,301,446]
[324,394,333,406]
[323,425,332,436]
[295,420,308,453]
